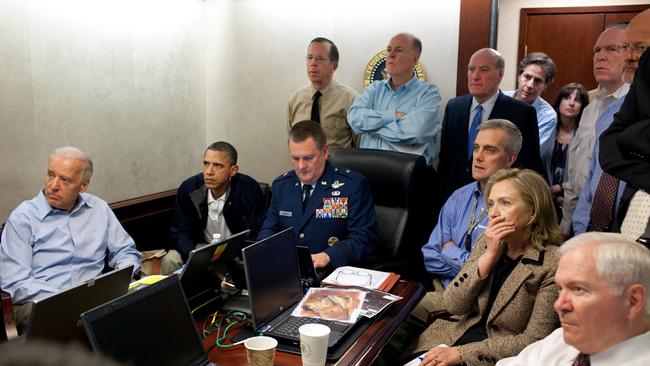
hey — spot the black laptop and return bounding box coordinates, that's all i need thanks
[243,228,355,349]
[179,230,249,308]
[81,275,217,366]
[26,265,134,345]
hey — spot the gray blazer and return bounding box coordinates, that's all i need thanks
[415,239,560,365]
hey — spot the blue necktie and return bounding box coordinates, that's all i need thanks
[467,104,483,159]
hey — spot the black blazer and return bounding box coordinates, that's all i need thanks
[170,173,267,261]
[438,91,544,199]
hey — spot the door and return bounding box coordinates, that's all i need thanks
[519,5,650,104]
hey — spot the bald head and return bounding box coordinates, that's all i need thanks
[623,9,650,82]
[467,48,505,103]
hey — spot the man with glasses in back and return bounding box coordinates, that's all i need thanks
[573,15,650,236]
[600,9,650,242]
[561,23,630,237]
[288,37,358,149]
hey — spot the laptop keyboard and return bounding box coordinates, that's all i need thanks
[273,316,331,338]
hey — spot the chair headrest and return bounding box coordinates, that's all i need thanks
[328,148,427,207]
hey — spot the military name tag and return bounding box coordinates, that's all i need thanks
[315,197,348,219]
[279,210,292,217]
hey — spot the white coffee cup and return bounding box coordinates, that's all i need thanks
[299,323,331,366]
[244,336,277,366]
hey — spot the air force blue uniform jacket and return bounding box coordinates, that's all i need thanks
[258,162,376,268]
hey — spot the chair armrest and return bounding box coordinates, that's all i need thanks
[1,290,18,341]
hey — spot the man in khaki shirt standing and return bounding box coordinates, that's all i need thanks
[288,37,358,149]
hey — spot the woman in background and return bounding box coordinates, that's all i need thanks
[542,83,589,219]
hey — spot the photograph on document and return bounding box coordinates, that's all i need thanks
[292,287,365,323]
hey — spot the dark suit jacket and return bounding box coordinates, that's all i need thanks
[258,161,376,268]
[438,92,545,199]
[415,239,560,365]
[600,50,650,192]
[170,173,267,261]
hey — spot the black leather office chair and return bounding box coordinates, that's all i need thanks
[1,288,18,342]
[328,148,440,280]
[258,182,271,209]
[0,223,18,342]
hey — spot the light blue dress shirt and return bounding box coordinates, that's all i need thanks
[0,191,141,303]
[504,90,557,149]
[572,97,627,234]
[421,182,487,287]
[347,74,441,165]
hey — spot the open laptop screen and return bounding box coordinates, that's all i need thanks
[27,265,134,345]
[243,228,303,330]
[81,276,209,366]
[180,229,249,302]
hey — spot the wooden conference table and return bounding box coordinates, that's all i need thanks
[202,279,425,366]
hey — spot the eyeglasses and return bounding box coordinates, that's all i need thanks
[335,268,372,286]
[306,55,329,63]
[620,44,649,56]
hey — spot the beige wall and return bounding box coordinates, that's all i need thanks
[498,0,650,89]
[0,0,206,220]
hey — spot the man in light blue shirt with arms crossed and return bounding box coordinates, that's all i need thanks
[347,32,441,166]
[0,146,141,333]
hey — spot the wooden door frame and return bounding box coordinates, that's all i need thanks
[518,5,650,62]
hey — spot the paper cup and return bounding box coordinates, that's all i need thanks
[299,323,331,366]
[244,336,277,366]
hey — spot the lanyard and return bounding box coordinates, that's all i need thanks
[465,194,487,251]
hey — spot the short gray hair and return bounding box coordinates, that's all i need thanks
[561,232,650,312]
[477,119,522,154]
[49,146,93,182]
[394,32,422,56]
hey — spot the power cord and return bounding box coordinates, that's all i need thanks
[214,311,249,348]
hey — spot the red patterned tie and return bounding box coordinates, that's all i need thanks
[572,353,590,366]
[590,172,619,231]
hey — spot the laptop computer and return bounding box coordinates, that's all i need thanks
[26,265,134,345]
[81,275,217,366]
[179,229,249,308]
[243,228,355,348]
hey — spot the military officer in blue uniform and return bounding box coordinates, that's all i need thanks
[258,120,376,269]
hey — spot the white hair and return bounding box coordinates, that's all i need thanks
[561,232,650,313]
[49,146,93,182]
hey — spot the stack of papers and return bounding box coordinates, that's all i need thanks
[321,266,400,291]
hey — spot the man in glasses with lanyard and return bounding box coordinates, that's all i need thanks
[417,119,522,318]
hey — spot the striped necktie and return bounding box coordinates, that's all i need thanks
[572,353,590,366]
